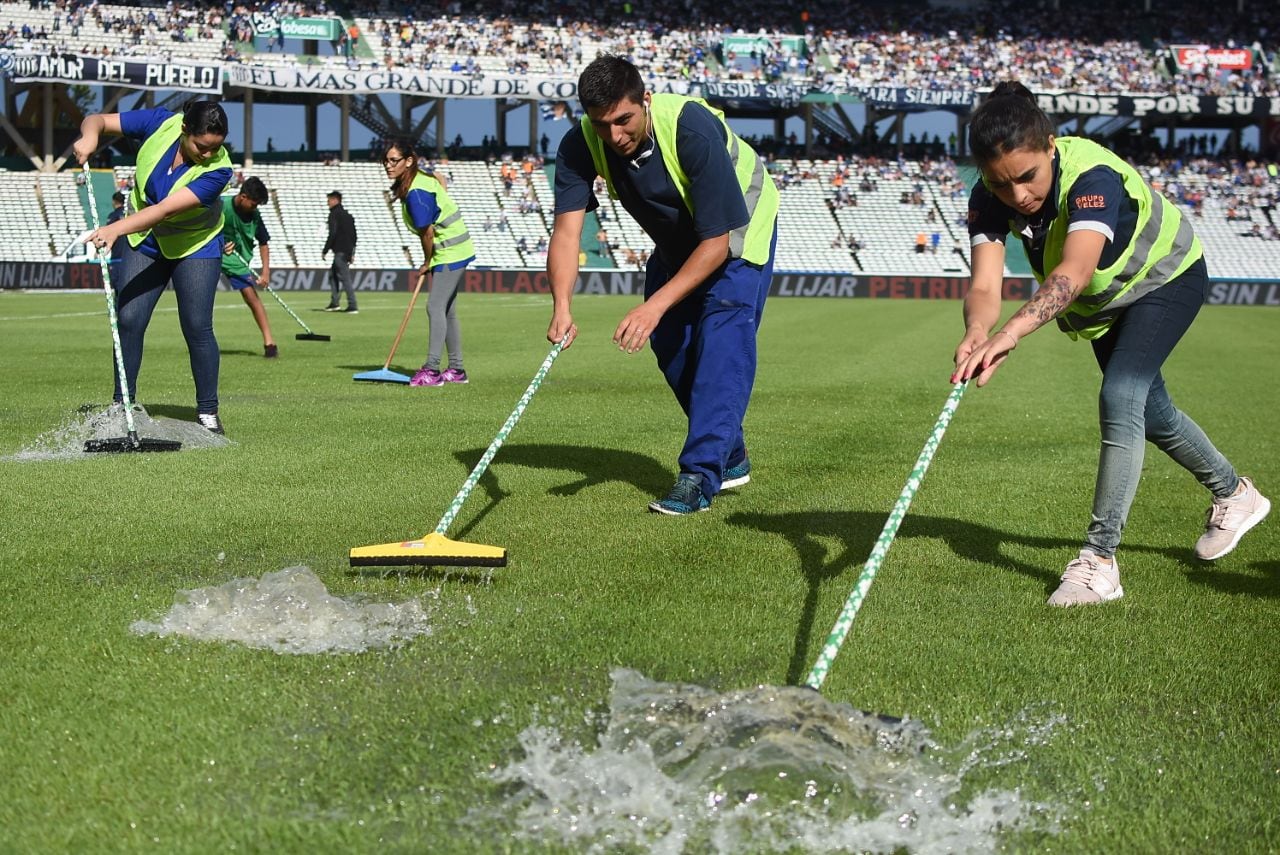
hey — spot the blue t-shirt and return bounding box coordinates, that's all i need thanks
[968,152,1137,277]
[119,108,232,260]
[554,101,748,270]
[405,180,474,271]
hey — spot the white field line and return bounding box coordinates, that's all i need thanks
[0,292,549,323]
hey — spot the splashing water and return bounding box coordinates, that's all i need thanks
[131,566,433,654]
[5,403,231,461]
[489,669,1065,854]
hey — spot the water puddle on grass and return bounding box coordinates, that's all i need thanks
[488,668,1065,853]
[131,566,433,654]
[4,403,230,461]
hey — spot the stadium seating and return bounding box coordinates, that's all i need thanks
[3,0,1278,286]
[5,0,1277,96]
[2,2,228,64]
[0,171,54,261]
[7,155,1280,279]
[249,161,411,270]
[773,165,860,273]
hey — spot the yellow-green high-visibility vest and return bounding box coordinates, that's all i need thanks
[581,94,778,266]
[400,172,476,269]
[1026,136,1202,340]
[128,114,232,258]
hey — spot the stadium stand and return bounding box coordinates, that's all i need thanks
[38,170,88,258]
[3,0,1279,95]
[256,161,412,270]
[4,0,1280,277]
[1,2,229,64]
[6,153,1279,279]
[0,171,53,260]
[773,164,861,273]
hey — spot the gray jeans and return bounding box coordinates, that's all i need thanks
[327,251,356,309]
[1086,259,1238,557]
[423,267,465,370]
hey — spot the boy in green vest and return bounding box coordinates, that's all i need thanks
[220,177,277,358]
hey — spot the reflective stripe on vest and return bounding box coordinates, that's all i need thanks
[580,94,778,266]
[1034,137,1201,340]
[128,114,231,258]
[400,172,475,266]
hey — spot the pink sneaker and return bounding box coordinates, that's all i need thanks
[441,368,469,384]
[1195,476,1270,560]
[410,367,444,387]
[1046,549,1123,607]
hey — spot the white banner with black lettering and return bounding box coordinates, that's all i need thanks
[0,51,222,94]
[227,64,596,99]
[6,49,1280,119]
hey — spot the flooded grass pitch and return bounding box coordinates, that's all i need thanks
[131,566,434,654]
[5,403,231,461]
[487,669,1067,854]
[123,569,1070,851]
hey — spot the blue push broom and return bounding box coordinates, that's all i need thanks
[353,271,427,384]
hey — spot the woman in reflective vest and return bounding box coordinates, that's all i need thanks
[75,100,234,435]
[953,81,1268,606]
[383,139,477,387]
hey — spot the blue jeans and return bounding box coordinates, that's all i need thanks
[114,243,222,414]
[1087,259,1238,557]
[647,227,776,499]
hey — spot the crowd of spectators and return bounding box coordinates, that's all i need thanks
[3,0,1278,97]
[5,0,224,56]
[1135,153,1280,237]
[764,144,1280,249]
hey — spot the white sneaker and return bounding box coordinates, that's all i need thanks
[1047,550,1123,607]
[1195,476,1270,561]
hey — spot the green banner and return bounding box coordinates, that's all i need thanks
[279,17,342,41]
[722,34,806,57]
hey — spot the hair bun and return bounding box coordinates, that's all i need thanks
[990,81,1034,102]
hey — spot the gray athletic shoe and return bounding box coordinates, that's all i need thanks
[1047,550,1123,607]
[1195,476,1270,561]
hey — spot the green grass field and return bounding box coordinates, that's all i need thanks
[1,288,1277,853]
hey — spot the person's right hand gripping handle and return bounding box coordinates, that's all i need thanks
[546,209,584,348]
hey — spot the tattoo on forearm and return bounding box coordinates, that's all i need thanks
[1011,273,1075,329]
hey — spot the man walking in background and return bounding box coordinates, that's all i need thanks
[322,190,358,313]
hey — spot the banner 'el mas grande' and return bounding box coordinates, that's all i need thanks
[5,49,1280,117]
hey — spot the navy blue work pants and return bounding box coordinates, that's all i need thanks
[646,227,776,500]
